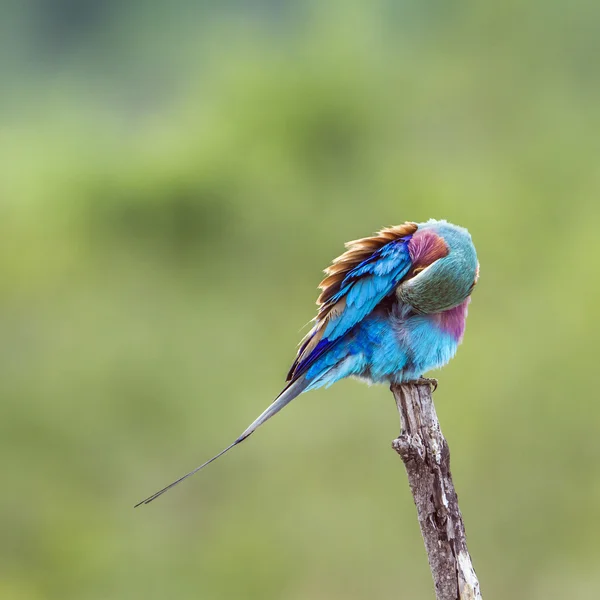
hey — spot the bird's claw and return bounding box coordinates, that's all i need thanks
[409,377,438,392]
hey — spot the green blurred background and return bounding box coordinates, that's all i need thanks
[1,1,599,599]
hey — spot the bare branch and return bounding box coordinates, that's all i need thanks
[391,381,482,600]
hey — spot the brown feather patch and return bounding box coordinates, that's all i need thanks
[317,222,418,310]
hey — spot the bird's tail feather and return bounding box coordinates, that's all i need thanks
[134,377,308,507]
[239,376,308,438]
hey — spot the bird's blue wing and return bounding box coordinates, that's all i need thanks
[287,223,417,382]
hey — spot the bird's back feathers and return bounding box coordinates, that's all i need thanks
[287,222,419,382]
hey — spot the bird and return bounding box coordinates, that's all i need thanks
[135,219,479,507]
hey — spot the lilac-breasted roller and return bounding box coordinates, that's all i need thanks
[136,219,479,506]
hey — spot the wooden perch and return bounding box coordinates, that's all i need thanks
[390,381,482,600]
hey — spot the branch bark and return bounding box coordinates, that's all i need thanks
[390,381,482,600]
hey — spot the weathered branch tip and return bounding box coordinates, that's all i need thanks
[390,381,482,600]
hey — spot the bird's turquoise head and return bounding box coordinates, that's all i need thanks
[397,219,479,314]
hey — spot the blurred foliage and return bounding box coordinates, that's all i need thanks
[1,1,600,599]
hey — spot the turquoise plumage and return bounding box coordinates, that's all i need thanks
[136,219,479,506]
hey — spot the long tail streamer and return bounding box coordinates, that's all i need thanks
[134,377,307,507]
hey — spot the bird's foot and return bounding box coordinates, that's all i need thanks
[406,377,438,392]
